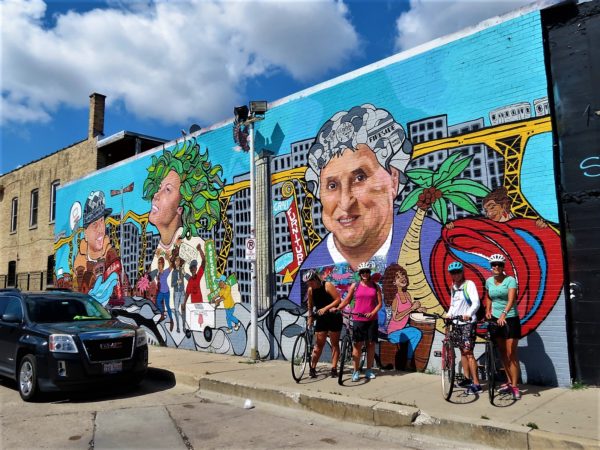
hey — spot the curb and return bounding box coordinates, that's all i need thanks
[154,370,599,450]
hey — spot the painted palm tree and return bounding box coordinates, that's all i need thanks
[397,152,491,313]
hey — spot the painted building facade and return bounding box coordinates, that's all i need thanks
[53,3,599,387]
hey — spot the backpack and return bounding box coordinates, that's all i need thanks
[458,280,485,322]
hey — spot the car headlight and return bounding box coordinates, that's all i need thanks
[49,334,78,353]
[136,329,147,347]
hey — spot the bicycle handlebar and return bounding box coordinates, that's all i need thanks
[338,310,368,318]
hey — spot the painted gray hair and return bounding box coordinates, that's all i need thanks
[305,104,413,199]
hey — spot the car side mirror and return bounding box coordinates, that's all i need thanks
[1,313,22,323]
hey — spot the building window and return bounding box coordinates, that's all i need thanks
[50,180,60,223]
[46,255,55,286]
[10,197,18,233]
[30,189,39,228]
[7,261,17,287]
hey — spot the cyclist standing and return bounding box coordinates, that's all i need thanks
[335,262,382,382]
[303,270,342,378]
[484,254,522,400]
[446,261,482,395]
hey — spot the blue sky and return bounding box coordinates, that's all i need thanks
[0,0,555,174]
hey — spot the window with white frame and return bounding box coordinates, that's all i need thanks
[30,189,39,228]
[10,197,18,233]
[50,180,60,223]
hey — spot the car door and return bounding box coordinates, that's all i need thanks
[0,295,24,376]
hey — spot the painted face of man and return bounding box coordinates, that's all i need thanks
[319,144,399,254]
[84,217,106,254]
[483,200,508,222]
[149,170,183,230]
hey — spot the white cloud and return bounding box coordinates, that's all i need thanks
[0,0,359,126]
[394,0,560,52]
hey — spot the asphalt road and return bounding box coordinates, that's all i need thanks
[0,369,491,449]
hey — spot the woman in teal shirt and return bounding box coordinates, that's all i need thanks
[484,254,522,400]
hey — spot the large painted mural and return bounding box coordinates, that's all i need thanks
[54,11,570,385]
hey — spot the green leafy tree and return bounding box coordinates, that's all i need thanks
[397,152,491,314]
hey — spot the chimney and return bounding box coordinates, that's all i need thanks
[88,93,106,139]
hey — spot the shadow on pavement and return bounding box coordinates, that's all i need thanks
[0,368,178,404]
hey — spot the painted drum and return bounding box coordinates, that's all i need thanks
[408,312,436,371]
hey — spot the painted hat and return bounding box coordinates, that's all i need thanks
[83,191,112,228]
[189,259,198,268]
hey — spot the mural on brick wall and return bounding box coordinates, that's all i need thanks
[54,11,569,384]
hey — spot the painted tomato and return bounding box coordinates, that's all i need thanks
[430,218,564,337]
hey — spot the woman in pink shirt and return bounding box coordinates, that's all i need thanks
[336,262,383,382]
[383,264,425,368]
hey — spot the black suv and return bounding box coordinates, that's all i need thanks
[0,289,148,401]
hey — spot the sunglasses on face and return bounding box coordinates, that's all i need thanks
[359,270,371,275]
[491,262,504,267]
[449,270,463,275]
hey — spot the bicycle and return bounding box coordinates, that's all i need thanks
[477,318,504,404]
[337,310,373,385]
[423,313,464,401]
[291,320,315,383]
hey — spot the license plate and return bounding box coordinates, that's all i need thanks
[103,361,122,374]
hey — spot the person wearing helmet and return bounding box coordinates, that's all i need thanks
[445,261,482,395]
[335,262,382,381]
[303,270,342,378]
[484,254,522,400]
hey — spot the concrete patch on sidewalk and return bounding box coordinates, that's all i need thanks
[413,411,530,449]
[298,392,378,423]
[199,377,303,410]
[373,402,420,427]
[94,406,187,449]
[528,429,600,450]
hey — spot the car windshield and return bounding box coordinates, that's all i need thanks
[25,295,112,323]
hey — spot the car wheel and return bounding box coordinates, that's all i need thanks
[18,355,39,402]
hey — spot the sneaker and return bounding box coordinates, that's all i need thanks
[498,383,512,394]
[458,378,473,388]
[365,369,376,380]
[309,367,317,378]
[466,384,482,395]
[330,367,338,378]
[224,327,232,334]
[352,371,360,382]
[233,322,241,331]
[512,386,522,400]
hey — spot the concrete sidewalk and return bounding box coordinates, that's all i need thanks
[148,346,599,449]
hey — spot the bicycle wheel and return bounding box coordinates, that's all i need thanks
[441,340,456,401]
[291,333,308,383]
[338,335,352,385]
[486,341,497,404]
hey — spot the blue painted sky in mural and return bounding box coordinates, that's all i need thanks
[0,0,557,174]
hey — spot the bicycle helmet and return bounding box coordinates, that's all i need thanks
[447,261,463,272]
[302,269,319,283]
[356,261,373,273]
[489,254,506,266]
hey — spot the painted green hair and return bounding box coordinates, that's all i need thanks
[143,138,225,239]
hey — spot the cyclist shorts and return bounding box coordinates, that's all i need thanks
[453,322,476,352]
[352,320,378,343]
[491,316,521,340]
[314,312,343,333]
